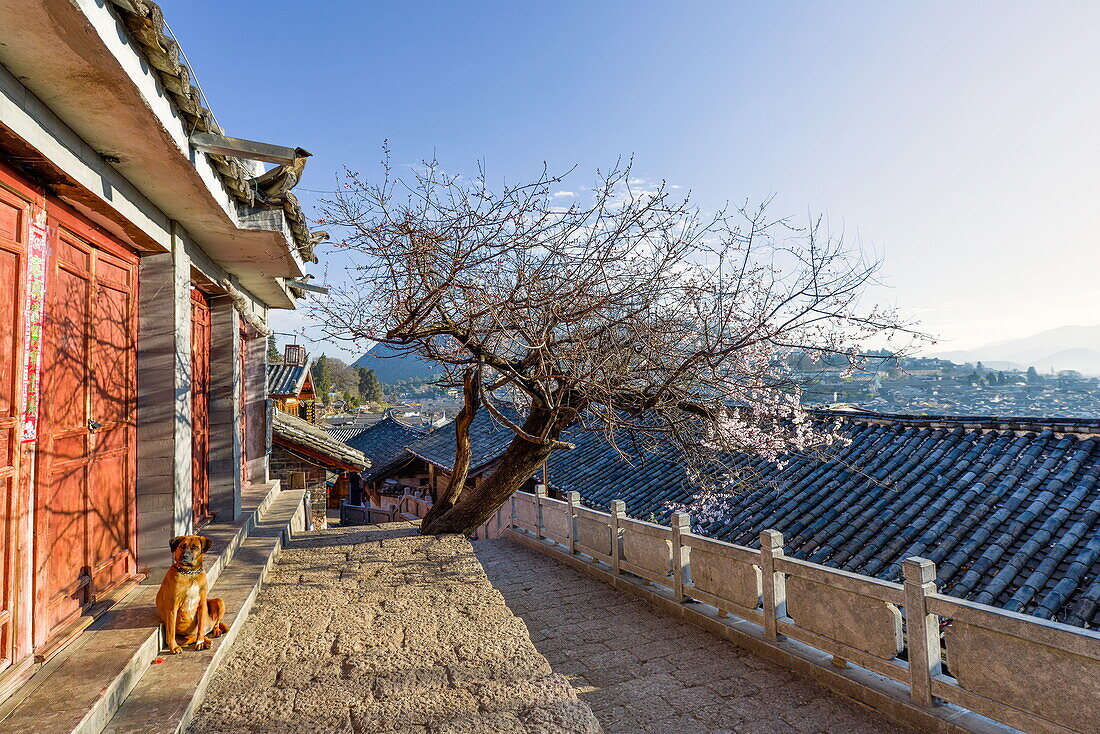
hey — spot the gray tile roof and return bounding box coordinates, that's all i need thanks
[548,411,1100,629]
[327,425,371,443]
[272,410,368,471]
[404,406,522,473]
[268,362,310,397]
[345,415,427,482]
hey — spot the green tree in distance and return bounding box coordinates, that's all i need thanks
[357,367,384,402]
[314,354,331,401]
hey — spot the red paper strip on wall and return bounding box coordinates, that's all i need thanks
[20,209,48,443]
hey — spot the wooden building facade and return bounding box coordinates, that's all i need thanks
[0,0,316,697]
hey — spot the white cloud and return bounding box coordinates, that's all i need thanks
[552,191,575,199]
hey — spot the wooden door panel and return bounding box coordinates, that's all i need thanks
[0,195,22,242]
[0,175,31,683]
[88,249,135,597]
[87,451,130,594]
[38,236,92,636]
[40,468,85,637]
[0,473,13,671]
[34,215,137,650]
[0,245,20,417]
[92,281,132,427]
[45,262,90,438]
[190,290,211,523]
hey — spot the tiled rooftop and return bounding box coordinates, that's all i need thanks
[266,361,311,397]
[272,410,368,470]
[344,414,426,482]
[325,424,371,443]
[558,414,1100,629]
[405,405,521,472]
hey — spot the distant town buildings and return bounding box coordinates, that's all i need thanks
[798,355,1100,418]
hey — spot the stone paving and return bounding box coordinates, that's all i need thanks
[188,524,601,734]
[475,538,915,734]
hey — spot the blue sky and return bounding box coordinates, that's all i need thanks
[161,1,1100,363]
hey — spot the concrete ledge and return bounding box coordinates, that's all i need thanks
[504,529,1017,734]
[0,482,299,734]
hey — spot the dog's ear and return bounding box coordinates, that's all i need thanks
[169,536,186,552]
[200,536,212,553]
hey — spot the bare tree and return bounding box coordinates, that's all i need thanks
[315,155,919,535]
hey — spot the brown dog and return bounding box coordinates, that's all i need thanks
[155,535,227,654]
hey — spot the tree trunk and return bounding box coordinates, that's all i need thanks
[421,367,479,528]
[420,406,575,536]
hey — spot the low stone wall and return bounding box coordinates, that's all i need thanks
[510,489,1100,734]
[340,490,510,538]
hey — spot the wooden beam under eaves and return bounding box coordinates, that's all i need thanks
[287,279,329,294]
[189,132,299,165]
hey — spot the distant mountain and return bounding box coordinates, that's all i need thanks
[930,353,1023,371]
[351,343,439,384]
[1030,348,1100,375]
[929,324,1100,375]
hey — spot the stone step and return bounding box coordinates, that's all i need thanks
[101,488,306,734]
[0,481,301,734]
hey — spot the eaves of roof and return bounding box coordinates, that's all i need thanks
[107,0,313,254]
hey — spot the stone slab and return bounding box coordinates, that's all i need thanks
[785,575,903,661]
[946,621,1100,733]
[576,516,612,557]
[690,548,760,610]
[622,528,671,578]
[186,524,601,734]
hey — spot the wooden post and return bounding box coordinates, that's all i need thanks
[534,484,547,540]
[903,557,943,706]
[610,500,626,574]
[567,491,581,555]
[760,529,786,641]
[671,512,690,602]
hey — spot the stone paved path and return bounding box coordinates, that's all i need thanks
[475,539,915,734]
[188,525,601,734]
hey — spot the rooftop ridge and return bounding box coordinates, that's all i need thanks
[810,407,1100,434]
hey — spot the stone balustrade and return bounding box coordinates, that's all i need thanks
[510,487,1100,734]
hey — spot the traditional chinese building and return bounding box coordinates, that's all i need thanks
[267,344,317,421]
[0,0,320,699]
[270,410,368,529]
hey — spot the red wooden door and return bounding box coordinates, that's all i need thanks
[0,181,31,680]
[190,289,210,524]
[34,217,137,650]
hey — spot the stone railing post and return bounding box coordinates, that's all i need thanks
[610,500,626,574]
[567,491,581,555]
[760,529,786,641]
[671,512,690,602]
[903,557,943,706]
[534,484,547,540]
[509,492,517,530]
